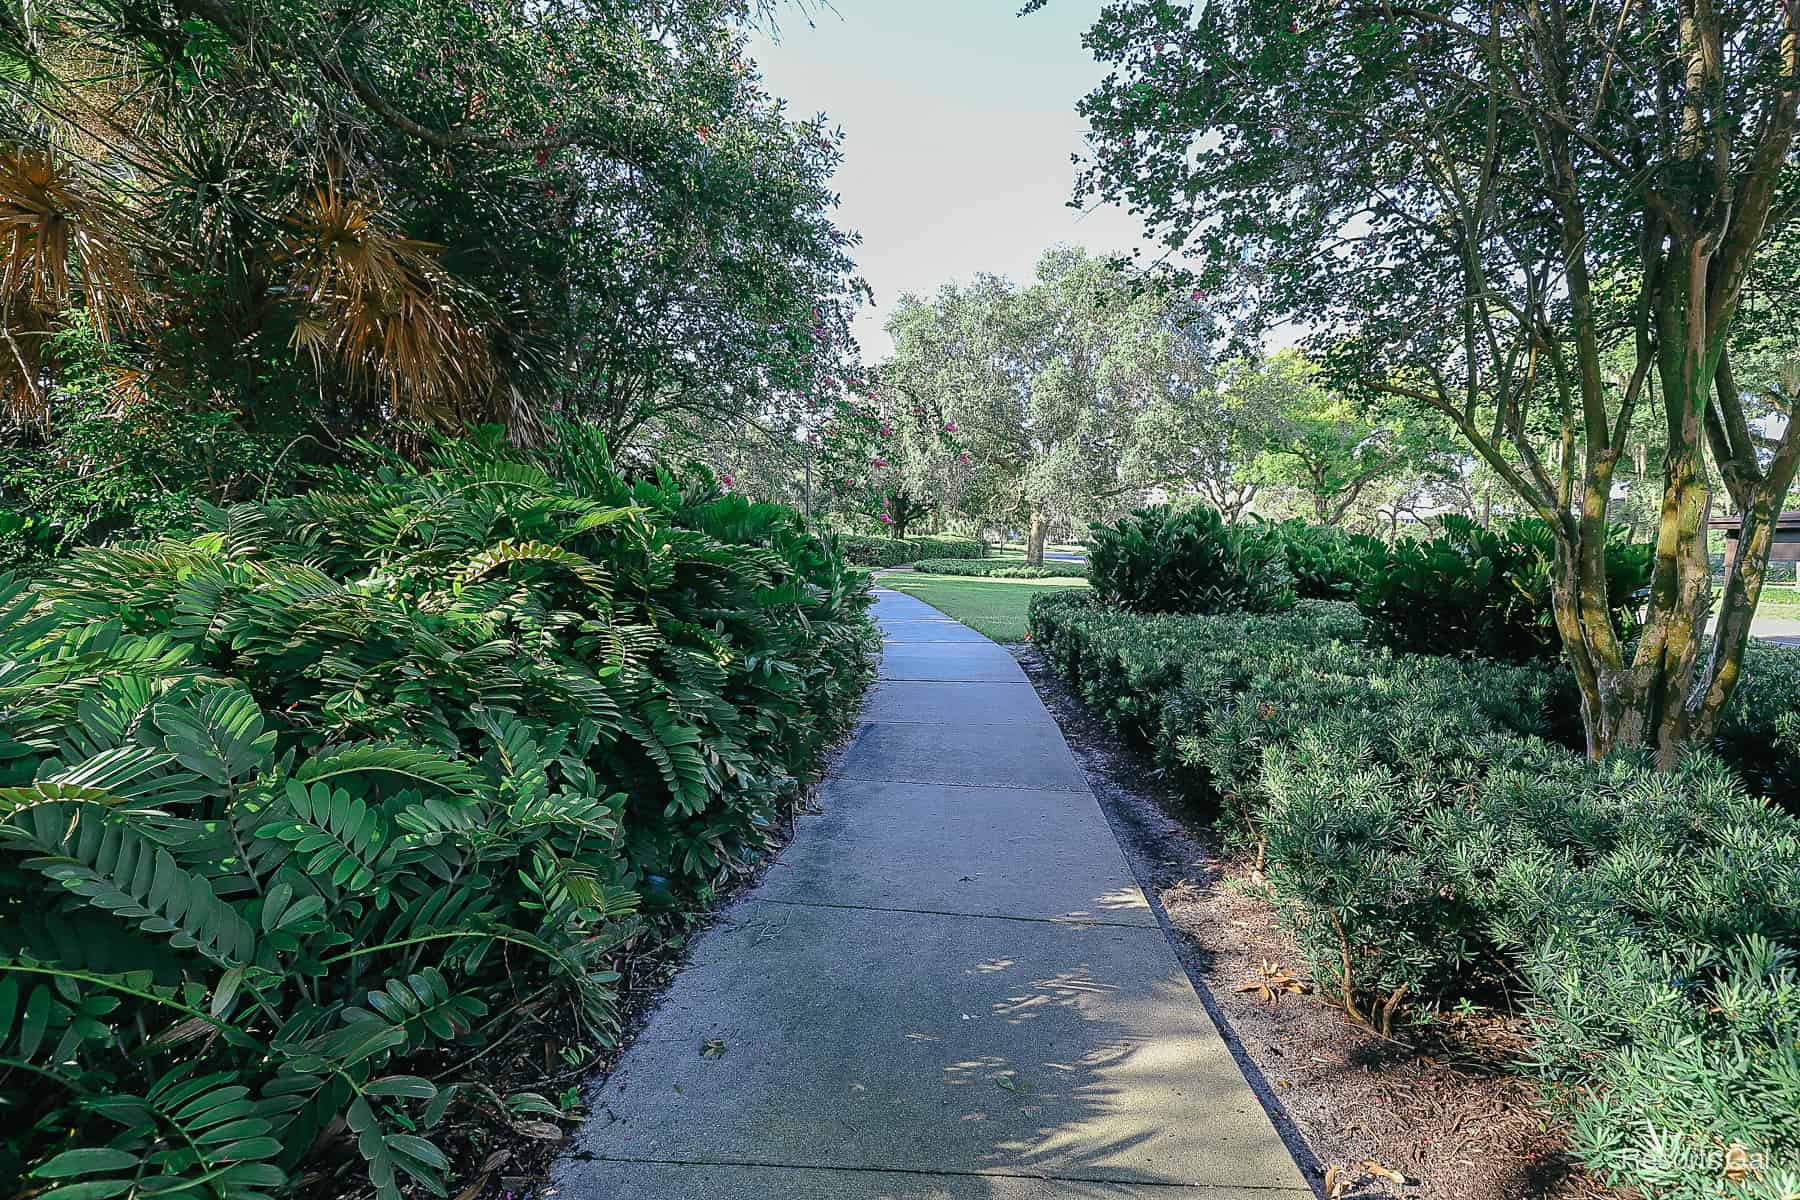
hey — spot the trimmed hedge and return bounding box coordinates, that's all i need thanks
[836,534,986,568]
[0,429,879,1199]
[911,557,1087,579]
[1029,590,1800,1199]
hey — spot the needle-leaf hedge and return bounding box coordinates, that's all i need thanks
[1029,590,1800,1198]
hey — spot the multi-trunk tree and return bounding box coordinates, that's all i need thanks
[1066,0,1800,759]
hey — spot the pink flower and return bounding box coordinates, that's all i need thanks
[959,452,972,466]
[880,424,892,437]
[878,513,894,525]
[944,420,958,432]
[1190,289,1204,301]
[721,473,735,488]
[873,457,889,468]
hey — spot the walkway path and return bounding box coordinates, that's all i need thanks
[556,589,1312,1199]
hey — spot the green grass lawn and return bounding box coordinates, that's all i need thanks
[1754,587,1800,615]
[877,571,1088,643]
[988,542,1088,560]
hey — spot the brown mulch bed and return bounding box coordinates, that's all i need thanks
[1015,645,1623,1200]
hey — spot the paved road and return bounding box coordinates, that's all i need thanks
[555,588,1312,1199]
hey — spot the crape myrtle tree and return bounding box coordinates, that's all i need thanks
[883,246,1220,564]
[1060,0,1800,760]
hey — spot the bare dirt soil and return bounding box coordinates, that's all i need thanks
[1015,646,1623,1200]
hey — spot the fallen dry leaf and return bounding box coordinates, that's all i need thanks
[1362,1159,1411,1185]
[1235,959,1308,1004]
[1324,1163,1349,1198]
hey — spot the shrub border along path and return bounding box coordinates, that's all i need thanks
[555,588,1315,1198]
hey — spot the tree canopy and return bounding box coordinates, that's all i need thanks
[1063,0,1800,758]
[0,0,860,547]
[881,246,1222,560]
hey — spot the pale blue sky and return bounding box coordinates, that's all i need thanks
[747,1,1148,359]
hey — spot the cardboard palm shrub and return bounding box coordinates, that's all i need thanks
[0,427,877,1199]
[1265,519,1385,601]
[1356,515,1652,661]
[1088,505,1294,615]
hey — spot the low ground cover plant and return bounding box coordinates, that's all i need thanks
[1029,590,1800,1199]
[911,557,1085,579]
[0,427,878,1199]
[836,534,985,567]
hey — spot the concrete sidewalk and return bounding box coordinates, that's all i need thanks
[555,589,1313,1199]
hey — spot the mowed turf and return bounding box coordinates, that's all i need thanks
[875,571,1088,642]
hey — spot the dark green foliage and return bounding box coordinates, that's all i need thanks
[1263,519,1384,601]
[1087,505,1294,615]
[1028,592,1800,1199]
[836,534,986,567]
[1355,516,1652,661]
[1716,639,1800,809]
[0,327,304,567]
[911,558,1086,579]
[0,426,877,1199]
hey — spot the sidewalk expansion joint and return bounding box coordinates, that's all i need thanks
[824,773,1090,793]
[748,895,1158,931]
[851,718,1058,727]
[582,1154,1313,1192]
[876,677,1031,684]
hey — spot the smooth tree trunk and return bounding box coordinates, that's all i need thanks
[1026,506,1048,567]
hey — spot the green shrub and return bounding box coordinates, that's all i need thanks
[1356,515,1652,661]
[912,557,1086,579]
[1715,638,1800,808]
[1087,505,1295,615]
[910,535,986,560]
[1264,519,1385,601]
[836,534,986,567]
[0,426,878,1199]
[1028,592,1800,1198]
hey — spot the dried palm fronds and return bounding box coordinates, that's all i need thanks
[282,180,493,422]
[0,143,146,426]
[0,143,143,322]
